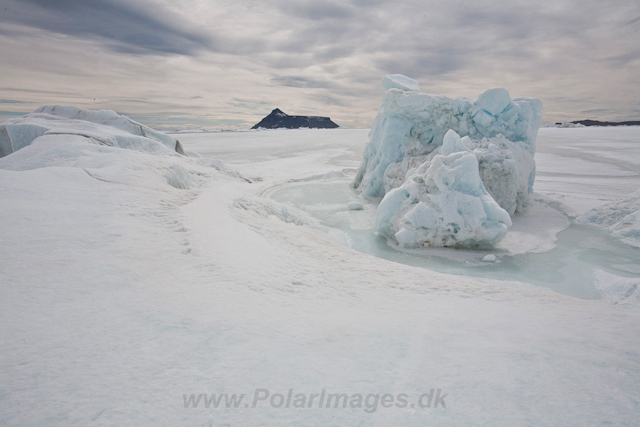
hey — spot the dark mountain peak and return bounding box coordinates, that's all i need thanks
[252,108,339,130]
[270,108,288,117]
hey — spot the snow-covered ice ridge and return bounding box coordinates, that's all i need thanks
[578,189,640,247]
[0,105,186,157]
[353,75,542,248]
[0,105,242,192]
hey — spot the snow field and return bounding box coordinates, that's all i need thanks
[1,113,640,425]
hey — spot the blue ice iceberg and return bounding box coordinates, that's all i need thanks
[354,75,542,248]
[352,77,542,199]
[375,130,512,248]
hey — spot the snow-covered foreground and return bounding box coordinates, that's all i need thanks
[2,126,640,425]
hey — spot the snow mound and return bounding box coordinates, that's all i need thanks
[0,105,185,158]
[0,107,245,193]
[375,130,512,248]
[578,189,640,247]
[0,133,242,192]
[594,270,640,305]
[352,76,542,201]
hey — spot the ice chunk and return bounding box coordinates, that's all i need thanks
[0,105,185,158]
[352,76,542,204]
[482,254,497,262]
[474,88,511,116]
[0,124,48,156]
[441,129,472,155]
[375,131,512,249]
[382,74,420,92]
[347,202,365,210]
[474,135,535,215]
[378,131,534,216]
[355,75,541,251]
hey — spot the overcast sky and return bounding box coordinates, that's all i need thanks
[0,0,639,129]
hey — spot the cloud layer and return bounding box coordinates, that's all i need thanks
[0,0,638,128]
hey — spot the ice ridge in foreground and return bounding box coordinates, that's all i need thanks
[0,105,186,158]
[354,75,542,248]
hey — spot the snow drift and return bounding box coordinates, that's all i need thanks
[0,105,185,158]
[353,75,542,248]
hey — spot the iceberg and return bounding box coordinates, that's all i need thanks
[354,75,542,248]
[0,105,185,158]
[375,130,512,248]
[351,77,542,203]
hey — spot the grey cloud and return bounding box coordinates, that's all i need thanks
[0,87,76,95]
[456,10,535,39]
[258,53,316,70]
[376,47,464,78]
[549,97,596,104]
[580,108,622,115]
[229,102,268,111]
[271,76,334,89]
[276,0,355,21]
[619,14,640,28]
[276,22,354,54]
[232,98,272,106]
[605,50,640,67]
[309,93,347,107]
[2,0,639,128]
[0,0,212,55]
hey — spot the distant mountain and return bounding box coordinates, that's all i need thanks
[251,108,339,129]
[571,119,640,127]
